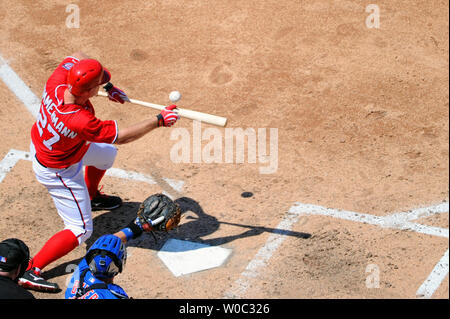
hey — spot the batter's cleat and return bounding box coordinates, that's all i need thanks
[91,191,123,211]
[18,268,60,293]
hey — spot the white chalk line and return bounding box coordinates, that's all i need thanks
[0,149,30,183]
[287,202,449,238]
[0,149,184,193]
[0,54,39,119]
[224,202,449,299]
[416,249,449,298]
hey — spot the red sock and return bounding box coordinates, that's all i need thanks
[85,166,106,200]
[29,229,79,272]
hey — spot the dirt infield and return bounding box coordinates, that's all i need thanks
[0,0,448,299]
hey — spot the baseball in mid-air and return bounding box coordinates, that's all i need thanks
[169,91,181,103]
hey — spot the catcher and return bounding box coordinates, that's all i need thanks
[65,194,181,299]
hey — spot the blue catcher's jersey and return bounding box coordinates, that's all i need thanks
[65,259,129,299]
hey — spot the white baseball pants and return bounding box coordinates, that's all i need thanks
[30,142,117,244]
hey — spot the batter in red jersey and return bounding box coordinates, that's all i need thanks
[19,52,179,292]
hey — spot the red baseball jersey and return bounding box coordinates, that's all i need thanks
[31,57,118,168]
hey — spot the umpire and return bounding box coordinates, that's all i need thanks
[0,239,35,299]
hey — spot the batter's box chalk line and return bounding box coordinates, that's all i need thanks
[224,202,448,299]
[0,149,185,193]
[0,54,40,119]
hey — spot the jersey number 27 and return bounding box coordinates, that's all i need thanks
[36,106,60,150]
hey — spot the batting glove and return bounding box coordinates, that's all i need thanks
[104,82,130,104]
[157,105,179,127]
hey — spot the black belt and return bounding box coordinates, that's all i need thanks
[35,155,70,169]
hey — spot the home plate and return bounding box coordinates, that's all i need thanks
[157,239,232,277]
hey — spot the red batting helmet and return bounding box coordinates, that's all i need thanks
[67,59,111,96]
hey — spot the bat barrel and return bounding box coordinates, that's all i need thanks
[176,108,228,127]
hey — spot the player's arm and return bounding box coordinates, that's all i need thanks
[114,118,159,145]
[113,223,142,244]
[114,105,179,144]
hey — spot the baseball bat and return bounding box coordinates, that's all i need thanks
[97,91,227,127]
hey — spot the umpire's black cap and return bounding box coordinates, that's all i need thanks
[0,238,29,277]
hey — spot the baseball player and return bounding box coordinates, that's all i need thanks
[65,234,129,299]
[65,193,181,299]
[19,52,179,292]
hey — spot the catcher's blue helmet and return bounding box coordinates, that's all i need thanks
[86,235,127,279]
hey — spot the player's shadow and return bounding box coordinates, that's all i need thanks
[173,197,311,246]
[87,196,311,251]
[43,196,311,280]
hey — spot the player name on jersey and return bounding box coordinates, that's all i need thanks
[38,89,78,140]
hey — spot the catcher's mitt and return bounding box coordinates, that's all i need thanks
[136,194,181,232]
